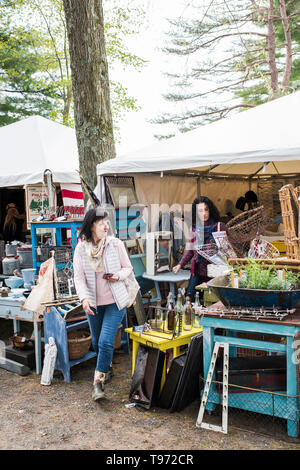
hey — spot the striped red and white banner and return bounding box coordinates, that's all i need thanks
[60,183,84,216]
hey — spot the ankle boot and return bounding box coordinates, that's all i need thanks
[104,365,113,384]
[92,381,105,401]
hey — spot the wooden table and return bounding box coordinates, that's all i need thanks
[200,302,300,437]
[0,291,43,374]
[125,325,202,391]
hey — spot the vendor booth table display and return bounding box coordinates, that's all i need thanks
[198,302,300,438]
[31,219,83,272]
[196,255,300,438]
[126,290,202,397]
[142,269,191,301]
[0,290,43,374]
[126,324,202,392]
[43,299,96,383]
[43,297,129,383]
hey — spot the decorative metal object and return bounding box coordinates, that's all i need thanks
[146,231,172,275]
[196,305,295,321]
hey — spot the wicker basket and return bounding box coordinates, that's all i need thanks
[227,206,270,256]
[9,334,31,350]
[67,330,92,360]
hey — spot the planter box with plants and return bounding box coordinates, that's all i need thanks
[208,258,300,309]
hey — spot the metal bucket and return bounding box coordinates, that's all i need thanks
[2,256,20,276]
[17,246,33,268]
[5,244,17,256]
[21,268,36,290]
[208,275,300,309]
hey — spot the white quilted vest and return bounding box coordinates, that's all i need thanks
[82,237,130,310]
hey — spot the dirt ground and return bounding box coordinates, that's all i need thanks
[1,344,300,452]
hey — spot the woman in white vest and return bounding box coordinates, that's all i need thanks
[73,207,133,401]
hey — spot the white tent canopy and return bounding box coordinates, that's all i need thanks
[0,115,80,187]
[97,90,300,178]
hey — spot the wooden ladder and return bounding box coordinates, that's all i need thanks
[196,342,229,434]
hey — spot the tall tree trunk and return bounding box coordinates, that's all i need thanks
[267,0,279,98]
[279,0,292,90]
[62,0,116,190]
[62,83,72,125]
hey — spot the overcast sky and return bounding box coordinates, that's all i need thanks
[112,0,192,156]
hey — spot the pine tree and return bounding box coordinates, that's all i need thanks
[153,0,300,137]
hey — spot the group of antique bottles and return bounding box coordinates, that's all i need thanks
[153,289,202,335]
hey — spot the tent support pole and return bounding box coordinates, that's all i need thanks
[197,176,201,197]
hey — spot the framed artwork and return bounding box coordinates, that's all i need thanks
[25,184,56,228]
[107,182,138,207]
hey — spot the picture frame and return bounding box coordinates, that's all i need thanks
[25,184,57,229]
[106,182,138,207]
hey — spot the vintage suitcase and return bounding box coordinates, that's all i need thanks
[5,343,36,369]
[129,345,165,409]
[170,333,204,412]
[216,355,286,392]
[158,353,187,409]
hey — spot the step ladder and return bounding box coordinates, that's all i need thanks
[196,341,229,434]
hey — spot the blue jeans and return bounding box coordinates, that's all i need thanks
[87,303,126,373]
[186,274,208,302]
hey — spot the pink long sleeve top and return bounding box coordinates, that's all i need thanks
[73,238,133,306]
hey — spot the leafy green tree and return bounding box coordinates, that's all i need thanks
[0,0,145,130]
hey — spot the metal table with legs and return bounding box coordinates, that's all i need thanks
[200,305,300,438]
[0,292,43,374]
[142,269,190,300]
[126,325,202,391]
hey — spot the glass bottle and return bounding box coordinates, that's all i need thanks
[154,299,163,329]
[193,291,202,328]
[183,296,193,331]
[180,287,186,305]
[174,293,183,335]
[166,292,175,332]
[195,291,201,309]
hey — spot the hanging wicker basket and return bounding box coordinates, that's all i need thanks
[227,206,270,256]
[67,330,91,360]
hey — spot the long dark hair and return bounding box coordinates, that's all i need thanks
[192,196,220,227]
[78,207,108,242]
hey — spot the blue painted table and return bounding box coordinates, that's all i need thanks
[0,291,43,374]
[142,269,190,300]
[30,220,83,272]
[200,304,300,437]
